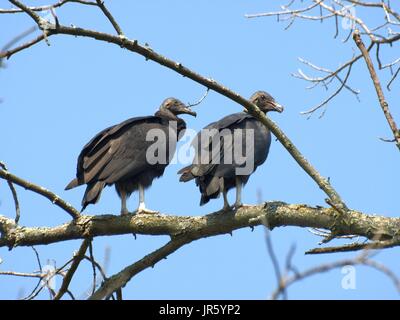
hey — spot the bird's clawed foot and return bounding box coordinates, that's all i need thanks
[131,202,159,215]
[137,208,159,215]
[233,202,250,210]
[222,204,233,212]
[120,208,159,216]
[221,203,251,212]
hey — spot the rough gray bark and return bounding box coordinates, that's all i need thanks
[1,202,399,249]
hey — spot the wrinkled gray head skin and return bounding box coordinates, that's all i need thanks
[249,91,284,113]
[160,98,197,117]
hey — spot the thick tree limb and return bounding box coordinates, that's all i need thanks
[0,202,399,250]
[86,201,400,299]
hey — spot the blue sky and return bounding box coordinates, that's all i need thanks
[0,0,399,299]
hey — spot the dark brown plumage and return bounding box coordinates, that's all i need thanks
[178,91,283,210]
[66,98,196,215]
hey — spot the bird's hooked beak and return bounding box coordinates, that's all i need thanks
[270,100,284,113]
[178,103,197,117]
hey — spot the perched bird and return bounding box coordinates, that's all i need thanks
[66,98,196,215]
[178,91,283,211]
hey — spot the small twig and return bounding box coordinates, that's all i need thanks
[8,0,43,25]
[300,61,355,116]
[187,88,210,108]
[116,288,122,300]
[265,227,287,299]
[83,256,107,280]
[245,1,322,19]
[284,244,300,276]
[0,162,20,223]
[0,25,37,60]
[23,247,44,300]
[66,290,76,300]
[53,238,91,300]
[95,0,124,36]
[246,1,399,117]
[307,227,359,240]
[31,246,42,271]
[379,136,396,143]
[306,238,400,254]
[0,167,80,220]
[0,33,46,60]
[0,0,97,14]
[22,248,72,300]
[49,7,59,28]
[387,66,400,90]
[271,251,400,299]
[88,237,191,300]
[88,240,97,295]
[0,271,45,278]
[364,259,400,292]
[353,30,400,151]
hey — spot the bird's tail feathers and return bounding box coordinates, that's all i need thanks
[200,194,210,206]
[199,176,221,206]
[81,181,105,212]
[178,165,195,182]
[65,178,79,190]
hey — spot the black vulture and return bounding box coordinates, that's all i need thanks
[178,91,283,210]
[66,98,196,215]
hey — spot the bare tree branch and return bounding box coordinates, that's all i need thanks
[0,0,96,14]
[53,238,91,300]
[94,0,124,36]
[306,238,400,254]
[245,1,400,115]
[271,250,400,299]
[0,202,399,250]
[0,33,46,60]
[187,88,210,108]
[0,168,80,220]
[353,30,400,151]
[0,162,20,223]
[88,237,191,300]
[0,271,45,278]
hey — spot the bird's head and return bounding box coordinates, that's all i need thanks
[249,91,284,113]
[160,98,197,117]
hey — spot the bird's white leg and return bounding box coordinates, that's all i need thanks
[220,178,231,211]
[234,176,243,209]
[120,189,129,215]
[138,184,146,211]
[136,184,158,214]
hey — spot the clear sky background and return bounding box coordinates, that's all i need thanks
[0,0,399,299]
